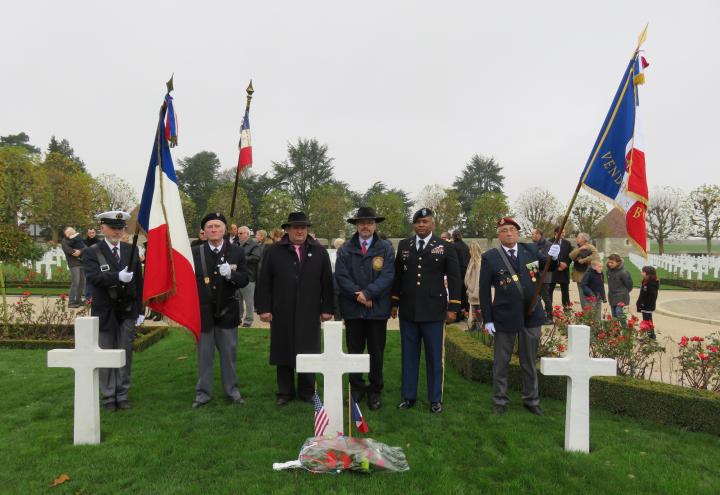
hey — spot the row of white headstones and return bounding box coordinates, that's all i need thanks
[48,318,614,453]
[630,252,720,280]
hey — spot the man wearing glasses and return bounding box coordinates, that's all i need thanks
[479,217,560,416]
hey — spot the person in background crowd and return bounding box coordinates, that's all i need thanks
[530,227,553,325]
[451,230,470,321]
[606,253,633,321]
[228,223,240,244]
[61,226,86,308]
[464,241,483,330]
[440,231,451,242]
[83,227,98,301]
[236,225,261,328]
[270,228,284,243]
[255,229,268,245]
[83,211,143,411]
[580,259,606,320]
[569,232,599,303]
[255,212,334,406]
[547,226,572,311]
[637,265,659,339]
[191,229,207,247]
[335,207,395,410]
[191,212,249,408]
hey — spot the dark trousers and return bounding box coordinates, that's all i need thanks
[540,284,552,316]
[492,327,541,407]
[547,281,571,308]
[345,318,388,397]
[399,319,444,403]
[99,318,135,405]
[276,366,315,401]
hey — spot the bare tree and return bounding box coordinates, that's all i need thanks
[513,187,561,235]
[414,184,462,233]
[94,173,138,212]
[571,193,608,238]
[646,186,690,255]
[689,184,720,254]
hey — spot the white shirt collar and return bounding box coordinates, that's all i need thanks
[502,243,518,255]
[359,235,373,249]
[415,233,432,250]
[105,239,120,250]
[209,240,224,252]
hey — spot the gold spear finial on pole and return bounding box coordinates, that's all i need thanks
[166,74,174,94]
[245,79,254,108]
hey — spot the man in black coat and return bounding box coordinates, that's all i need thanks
[255,212,334,406]
[391,208,461,414]
[480,217,560,416]
[547,226,572,310]
[236,225,262,327]
[83,211,143,412]
[61,226,87,308]
[334,207,395,410]
[191,212,250,408]
[451,230,471,320]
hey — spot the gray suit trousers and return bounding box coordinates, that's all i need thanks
[99,318,135,405]
[492,326,541,407]
[195,326,242,403]
[237,281,255,327]
[69,265,86,305]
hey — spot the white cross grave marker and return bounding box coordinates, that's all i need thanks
[296,321,369,437]
[540,324,616,453]
[47,317,125,445]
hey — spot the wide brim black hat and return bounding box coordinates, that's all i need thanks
[347,206,385,224]
[281,211,312,229]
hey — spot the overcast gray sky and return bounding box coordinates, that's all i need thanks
[2,0,718,206]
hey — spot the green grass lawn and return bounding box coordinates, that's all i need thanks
[2,286,68,296]
[648,240,718,255]
[2,328,719,494]
[623,258,688,290]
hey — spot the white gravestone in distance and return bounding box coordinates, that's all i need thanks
[47,317,125,445]
[296,321,369,436]
[540,324,616,453]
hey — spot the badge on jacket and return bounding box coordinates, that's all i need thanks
[431,246,444,255]
[372,256,384,271]
[204,276,210,284]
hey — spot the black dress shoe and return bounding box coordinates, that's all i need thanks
[116,400,131,410]
[103,402,116,412]
[524,404,544,416]
[397,399,416,409]
[430,402,443,414]
[493,404,507,415]
[276,396,291,406]
[368,395,381,410]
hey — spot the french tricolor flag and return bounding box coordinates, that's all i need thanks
[237,107,252,171]
[138,91,201,340]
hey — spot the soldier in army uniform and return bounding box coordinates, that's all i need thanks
[391,208,461,414]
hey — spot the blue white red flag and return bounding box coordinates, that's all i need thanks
[580,48,650,256]
[350,396,369,433]
[313,391,329,437]
[138,92,201,340]
[237,108,252,171]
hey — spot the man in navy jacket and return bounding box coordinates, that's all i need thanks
[335,207,395,410]
[480,217,560,416]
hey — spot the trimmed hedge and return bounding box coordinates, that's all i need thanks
[0,326,169,352]
[445,325,720,436]
[661,278,720,291]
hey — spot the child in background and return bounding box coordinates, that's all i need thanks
[637,266,659,339]
[580,259,606,320]
[606,254,633,320]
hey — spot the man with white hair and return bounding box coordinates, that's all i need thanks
[61,226,86,308]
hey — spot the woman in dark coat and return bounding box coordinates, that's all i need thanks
[255,212,334,405]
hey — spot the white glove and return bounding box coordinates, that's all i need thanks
[218,262,232,279]
[548,244,561,260]
[136,315,145,326]
[484,322,496,336]
[119,267,134,283]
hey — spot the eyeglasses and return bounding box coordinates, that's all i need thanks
[497,227,518,234]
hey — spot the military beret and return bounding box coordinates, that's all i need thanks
[96,211,130,228]
[412,208,434,224]
[200,212,227,228]
[497,217,521,230]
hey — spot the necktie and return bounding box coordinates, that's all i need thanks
[508,248,517,263]
[213,247,220,255]
[418,239,425,252]
[361,240,368,256]
[294,244,302,261]
[112,246,120,264]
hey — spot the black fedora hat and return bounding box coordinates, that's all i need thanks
[347,206,385,224]
[281,211,312,229]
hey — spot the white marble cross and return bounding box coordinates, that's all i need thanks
[540,324,616,453]
[296,321,369,437]
[47,317,126,445]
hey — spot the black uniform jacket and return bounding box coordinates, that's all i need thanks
[84,241,143,333]
[192,241,249,332]
[479,242,555,332]
[391,234,461,322]
[255,235,334,366]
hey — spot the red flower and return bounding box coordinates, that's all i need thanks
[22,290,31,297]
[598,332,606,339]
[708,346,718,353]
[587,296,597,303]
[680,336,689,347]
[699,353,710,361]
[639,320,654,331]
[554,305,562,310]
[582,305,592,312]
[691,336,704,342]
[575,312,584,318]
[558,344,566,353]
[60,294,67,301]
[617,302,625,307]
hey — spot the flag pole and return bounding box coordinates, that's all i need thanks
[347,382,352,438]
[526,26,648,315]
[230,80,254,218]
